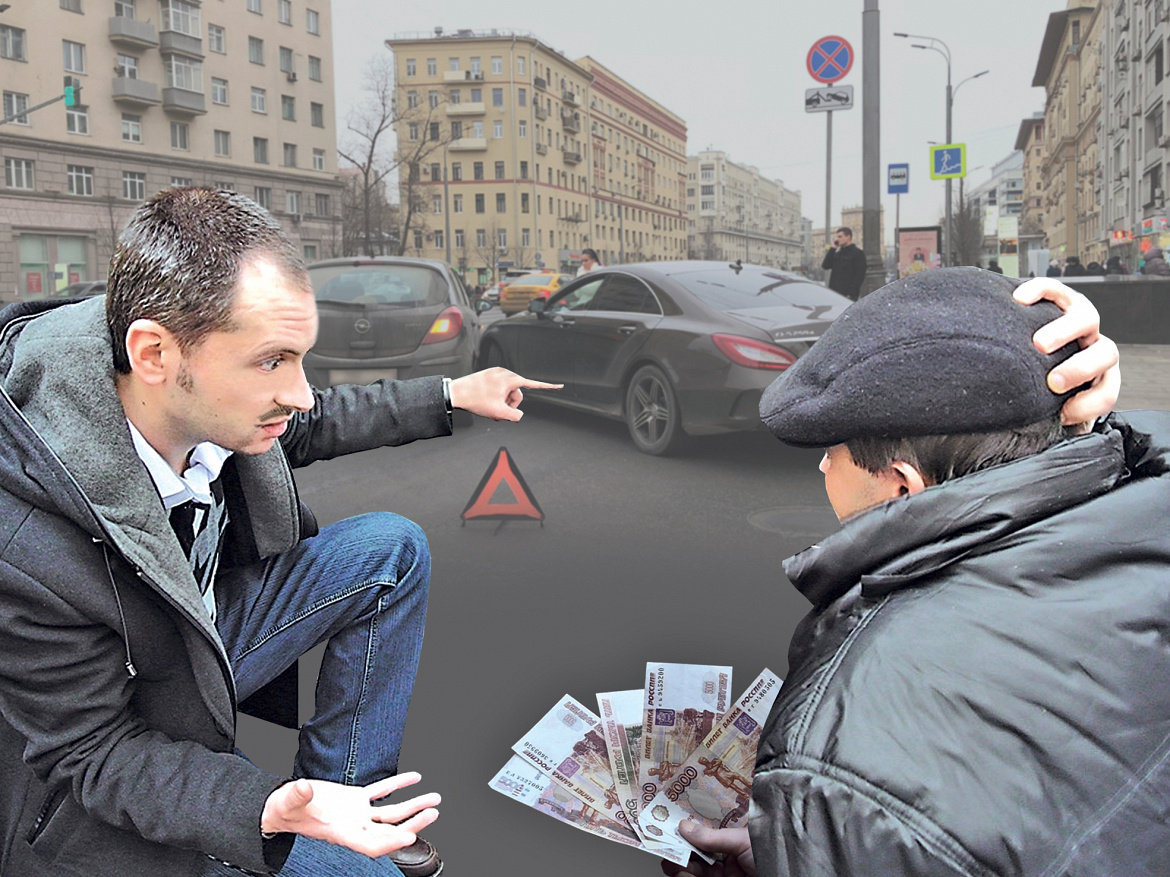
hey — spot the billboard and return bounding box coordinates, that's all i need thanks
[898,226,942,278]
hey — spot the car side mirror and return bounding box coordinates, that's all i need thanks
[528,298,547,317]
[476,298,494,313]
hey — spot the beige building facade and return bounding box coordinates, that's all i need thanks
[686,149,803,269]
[386,30,687,282]
[1,0,343,301]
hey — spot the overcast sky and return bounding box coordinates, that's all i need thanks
[331,0,1058,242]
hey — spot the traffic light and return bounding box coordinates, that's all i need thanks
[63,76,81,107]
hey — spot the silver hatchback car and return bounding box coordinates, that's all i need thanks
[304,256,491,388]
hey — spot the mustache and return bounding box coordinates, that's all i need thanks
[260,406,296,422]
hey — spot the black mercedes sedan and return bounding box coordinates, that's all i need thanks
[478,261,851,454]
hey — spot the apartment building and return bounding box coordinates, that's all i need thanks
[385,30,688,283]
[685,149,803,269]
[966,150,1025,266]
[0,0,343,301]
[1032,0,1104,265]
[1099,0,1170,265]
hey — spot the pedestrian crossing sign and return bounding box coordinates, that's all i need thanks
[930,144,966,180]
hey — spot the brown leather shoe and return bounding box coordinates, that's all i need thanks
[389,837,442,877]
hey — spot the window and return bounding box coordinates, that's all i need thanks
[313,148,325,171]
[208,24,225,53]
[518,88,527,107]
[517,56,525,75]
[520,161,528,180]
[315,193,330,215]
[213,181,235,191]
[303,244,317,261]
[249,37,264,64]
[247,0,261,13]
[67,165,93,196]
[214,130,230,156]
[115,0,135,17]
[518,120,527,138]
[449,89,460,104]
[491,56,502,75]
[432,195,442,214]
[122,113,142,142]
[254,186,271,209]
[433,230,444,249]
[494,161,505,180]
[451,162,462,181]
[281,94,295,120]
[454,229,464,248]
[492,88,503,107]
[251,87,266,112]
[497,228,506,248]
[408,124,419,141]
[116,54,139,78]
[286,190,301,214]
[493,120,503,139]
[472,120,483,139]
[450,120,462,139]
[496,193,506,213]
[449,57,459,71]
[408,163,419,181]
[311,102,324,127]
[66,107,88,134]
[122,171,146,201]
[475,194,485,213]
[5,158,33,189]
[279,46,294,73]
[253,137,268,163]
[308,55,322,81]
[0,26,26,61]
[211,77,228,104]
[278,0,291,24]
[429,90,439,109]
[521,228,530,247]
[407,91,418,109]
[521,192,529,213]
[405,58,416,76]
[306,8,319,34]
[283,143,296,166]
[171,175,192,187]
[3,92,29,126]
[476,228,486,247]
[170,121,188,149]
[470,57,481,74]
[427,58,436,75]
[429,122,440,141]
[166,56,202,91]
[63,41,86,74]
[470,87,482,102]
[473,161,484,180]
[161,0,200,36]
[453,194,463,213]
[60,0,82,13]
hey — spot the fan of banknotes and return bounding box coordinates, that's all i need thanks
[489,664,783,866]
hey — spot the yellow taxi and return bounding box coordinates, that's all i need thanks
[499,272,574,315]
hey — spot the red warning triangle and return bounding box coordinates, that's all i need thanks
[461,447,544,522]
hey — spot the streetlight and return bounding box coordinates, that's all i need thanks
[893,32,987,266]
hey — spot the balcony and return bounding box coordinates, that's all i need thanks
[108,15,158,48]
[534,103,547,120]
[111,76,160,106]
[446,101,485,116]
[448,137,487,151]
[535,142,548,155]
[562,148,581,164]
[162,88,206,115]
[159,30,203,58]
[534,76,547,91]
[443,70,481,82]
[561,111,580,134]
[562,90,579,107]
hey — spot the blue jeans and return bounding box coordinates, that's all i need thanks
[202,512,430,876]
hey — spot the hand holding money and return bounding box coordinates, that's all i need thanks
[660,822,757,877]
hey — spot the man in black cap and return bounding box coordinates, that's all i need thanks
[663,268,1170,877]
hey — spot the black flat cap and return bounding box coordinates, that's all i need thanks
[760,267,1079,447]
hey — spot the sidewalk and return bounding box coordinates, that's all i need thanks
[1115,345,1169,411]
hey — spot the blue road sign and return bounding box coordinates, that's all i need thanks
[930,144,966,180]
[807,36,854,84]
[888,163,909,194]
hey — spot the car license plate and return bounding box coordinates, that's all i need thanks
[328,368,398,385]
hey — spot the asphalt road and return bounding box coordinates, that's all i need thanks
[237,341,1170,875]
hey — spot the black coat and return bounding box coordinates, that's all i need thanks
[821,245,868,300]
[0,298,450,876]
[750,414,1170,876]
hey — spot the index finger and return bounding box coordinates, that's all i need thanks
[515,380,563,389]
[364,771,422,801]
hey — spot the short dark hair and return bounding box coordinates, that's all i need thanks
[836,227,853,238]
[106,187,307,374]
[846,417,1072,486]
[582,248,599,261]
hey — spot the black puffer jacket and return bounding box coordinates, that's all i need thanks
[750,413,1170,876]
[0,298,450,876]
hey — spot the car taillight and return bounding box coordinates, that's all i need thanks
[711,334,797,370]
[423,306,463,344]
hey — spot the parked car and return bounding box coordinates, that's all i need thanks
[492,267,546,301]
[303,256,491,389]
[478,261,850,454]
[28,280,107,300]
[499,273,574,315]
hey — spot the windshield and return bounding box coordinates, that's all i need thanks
[512,274,553,285]
[309,264,449,307]
[670,268,838,311]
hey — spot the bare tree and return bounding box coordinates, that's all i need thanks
[948,191,986,268]
[474,220,505,286]
[93,195,129,277]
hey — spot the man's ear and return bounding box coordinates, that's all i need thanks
[123,319,177,386]
[889,460,928,497]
